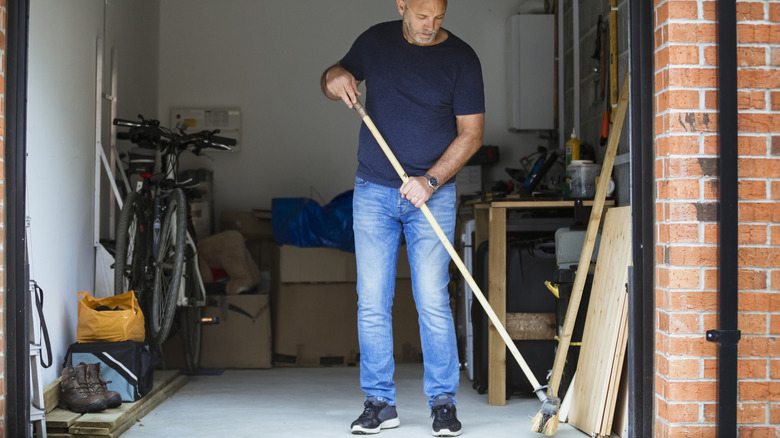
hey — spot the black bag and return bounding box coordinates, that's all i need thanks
[63,340,157,402]
[471,240,557,396]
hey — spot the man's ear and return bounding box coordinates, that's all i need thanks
[397,0,405,16]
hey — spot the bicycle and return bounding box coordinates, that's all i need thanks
[112,115,236,372]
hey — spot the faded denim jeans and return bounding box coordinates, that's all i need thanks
[353,176,459,408]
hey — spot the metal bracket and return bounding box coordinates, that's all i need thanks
[706,329,741,344]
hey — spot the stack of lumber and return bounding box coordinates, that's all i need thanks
[44,370,186,438]
[567,206,631,437]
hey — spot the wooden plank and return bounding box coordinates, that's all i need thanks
[599,296,628,435]
[69,374,186,436]
[548,71,629,398]
[44,376,63,413]
[487,206,507,406]
[69,370,181,431]
[610,349,630,437]
[46,407,82,429]
[506,313,556,340]
[568,206,632,435]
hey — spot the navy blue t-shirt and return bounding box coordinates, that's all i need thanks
[340,20,485,188]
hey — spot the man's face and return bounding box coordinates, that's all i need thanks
[398,0,447,46]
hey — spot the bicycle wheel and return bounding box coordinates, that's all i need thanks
[178,249,202,373]
[151,188,187,345]
[114,191,148,300]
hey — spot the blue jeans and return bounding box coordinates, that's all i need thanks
[353,177,459,408]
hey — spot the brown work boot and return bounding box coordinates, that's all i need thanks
[82,362,122,409]
[58,365,108,413]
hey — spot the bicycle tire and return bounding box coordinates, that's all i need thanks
[178,252,203,373]
[151,188,187,345]
[114,191,148,300]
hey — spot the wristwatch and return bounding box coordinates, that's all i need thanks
[424,174,439,192]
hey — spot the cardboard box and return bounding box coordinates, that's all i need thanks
[277,245,411,283]
[163,293,272,369]
[220,210,275,272]
[272,279,422,366]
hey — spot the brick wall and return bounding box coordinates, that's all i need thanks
[654,0,780,436]
[0,0,6,434]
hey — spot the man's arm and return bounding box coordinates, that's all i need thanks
[400,113,485,207]
[321,63,362,108]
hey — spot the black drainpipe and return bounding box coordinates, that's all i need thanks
[705,0,740,436]
[5,0,30,436]
[628,0,655,435]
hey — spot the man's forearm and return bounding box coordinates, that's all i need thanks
[427,114,485,185]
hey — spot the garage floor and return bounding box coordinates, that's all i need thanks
[121,363,594,437]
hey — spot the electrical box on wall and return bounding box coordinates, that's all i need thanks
[170,108,242,152]
[509,14,554,131]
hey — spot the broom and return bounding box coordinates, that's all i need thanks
[349,98,558,413]
[530,71,630,435]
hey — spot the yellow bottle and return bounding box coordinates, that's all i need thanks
[565,129,581,166]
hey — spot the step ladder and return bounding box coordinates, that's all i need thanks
[27,216,48,438]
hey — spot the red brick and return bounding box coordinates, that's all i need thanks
[740,135,769,155]
[739,268,768,290]
[666,424,718,438]
[703,135,719,154]
[737,24,780,44]
[771,359,780,378]
[667,223,699,243]
[704,90,718,109]
[771,315,780,335]
[668,23,717,43]
[740,157,780,178]
[669,245,718,267]
[740,313,768,335]
[772,48,780,66]
[739,381,780,402]
[738,47,767,67]
[703,46,718,66]
[740,291,774,311]
[656,0,669,26]
[670,112,718,133]
[772,271,780,290]
[739,336,780,357]
[667,135,700,154]
[659,179,700,199]
[669,313,701,334]
[667,357,701,379]
[737,402,768,424]
[739,90,767,110]
[772,91,780,111]
[667,267,702,289]
[668,1,698,20]
[737,2,767,21]
[702,1,717,21]
[740,426,780,438]
[739,69,780,89]
[703,224,718,244]
[668,380,717,402]
[666,401,701,423]
[739,359,768,379]
[669,67,718,87]
[739,201,780,222]
[740,113,780,133]
[770,3,780,22]
[739,180,768,200]
[739,247,780,268]
[669,45,700,64]
[771,403,780,424]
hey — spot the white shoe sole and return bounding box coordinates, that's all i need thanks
[432,428,462,437]
[351,417,400,434]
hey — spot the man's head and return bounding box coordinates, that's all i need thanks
[397,0,448,46]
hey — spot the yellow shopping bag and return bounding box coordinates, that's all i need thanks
[76,290,145,343]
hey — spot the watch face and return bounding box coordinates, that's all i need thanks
[425,174,438,189]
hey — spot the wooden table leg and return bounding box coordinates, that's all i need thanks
[488,206,507,406]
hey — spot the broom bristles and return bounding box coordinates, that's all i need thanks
[530,395,561,435]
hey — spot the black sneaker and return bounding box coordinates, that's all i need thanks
[431,396,461,437]
[350,398,400,434]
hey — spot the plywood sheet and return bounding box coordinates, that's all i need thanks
[568,206,631,436]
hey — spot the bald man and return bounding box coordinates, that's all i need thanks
[321,1,484,435]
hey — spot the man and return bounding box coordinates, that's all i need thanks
[321,0,484,436]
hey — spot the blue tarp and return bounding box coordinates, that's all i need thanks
[271,190,355,253]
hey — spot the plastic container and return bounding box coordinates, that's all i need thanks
[567,160,600,198]
[565,129,581,166]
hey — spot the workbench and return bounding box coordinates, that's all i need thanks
[469,197,613,406]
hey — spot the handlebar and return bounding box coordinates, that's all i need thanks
[113,115,236,153]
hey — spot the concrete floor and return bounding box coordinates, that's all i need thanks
[122,364,592,437]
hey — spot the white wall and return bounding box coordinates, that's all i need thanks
[26,0,160,385]
[158,0,545,215]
